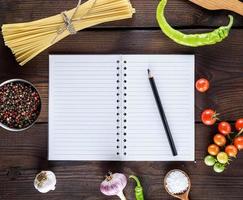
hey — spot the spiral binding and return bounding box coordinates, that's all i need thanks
[116,59,127,157]
[122,60,127,156]
[116,60,121,156]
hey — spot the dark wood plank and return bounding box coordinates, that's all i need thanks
[1,0,243,200]
[1,0,243,28]
[1,30,243,122]
[1,123,243,200]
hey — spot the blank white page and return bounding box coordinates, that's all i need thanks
[49,55,121,161]
[123,55,195,161]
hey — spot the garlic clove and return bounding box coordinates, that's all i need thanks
[100,172,127,200]
[34,171,56,193]
[117,191,127,200]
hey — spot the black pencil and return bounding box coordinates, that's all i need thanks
[148,69,178,156]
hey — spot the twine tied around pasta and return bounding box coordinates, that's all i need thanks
[2,0,135,66]
[59,12,77,35]
[53,0,96,43]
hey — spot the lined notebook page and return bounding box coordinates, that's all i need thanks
[123,55,195,161]
[49,55,121,161]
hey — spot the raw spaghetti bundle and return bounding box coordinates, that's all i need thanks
[2,0,135,66]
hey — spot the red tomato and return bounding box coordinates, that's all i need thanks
[213,134,226,147]
[196,78,210,93]
[234,136,243,150]
[235,118,243,131]
[225,145,238,157]
[218,122,231,135]
[208,144,220,156]
[201,109,218,125]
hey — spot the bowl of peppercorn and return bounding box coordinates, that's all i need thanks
[0,79,41,132]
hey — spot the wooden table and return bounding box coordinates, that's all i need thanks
[1,0,243,199]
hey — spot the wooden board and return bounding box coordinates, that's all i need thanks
[1,30,243,122]
[1,0,243,200]
[1,124,243,200]
[1,0,243,27]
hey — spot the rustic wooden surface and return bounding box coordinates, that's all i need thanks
[1,0,243,199]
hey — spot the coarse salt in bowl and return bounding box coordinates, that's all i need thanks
[164,169,190,195]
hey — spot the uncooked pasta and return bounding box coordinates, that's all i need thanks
[2,0,135,66]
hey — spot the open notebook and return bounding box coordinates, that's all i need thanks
[49,55,195,161]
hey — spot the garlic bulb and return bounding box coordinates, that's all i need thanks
[34,171,56,193]
[100,172,127,200]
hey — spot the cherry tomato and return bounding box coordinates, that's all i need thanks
[204,155,216,166]
[213,134,226,147]
[235,118,243,131]
[234,136,243,150]
[217,152,229,164]
[225,145,238,157]
[208,144,220,156]
[201,109,218,125]
[196,78,210,93]
[213,163,225,173]
[218,122,231,135]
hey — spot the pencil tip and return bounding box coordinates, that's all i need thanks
[148,69,152,78]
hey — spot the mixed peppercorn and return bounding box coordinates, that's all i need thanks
[0,81,41,129]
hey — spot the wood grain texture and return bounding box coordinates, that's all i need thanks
[188,0,243,16]
[0,0,243,28]
[1,0,243,199]
[1,30,243,122]
[1,124,243,200]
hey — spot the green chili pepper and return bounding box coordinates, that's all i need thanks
[129,175,144,200]
[156,0,234,47]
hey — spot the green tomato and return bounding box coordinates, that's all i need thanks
[204,155,216,166]
[217,152,229,164]
[213,163,225,173]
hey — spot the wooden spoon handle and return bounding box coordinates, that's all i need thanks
[227,0,243,16]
